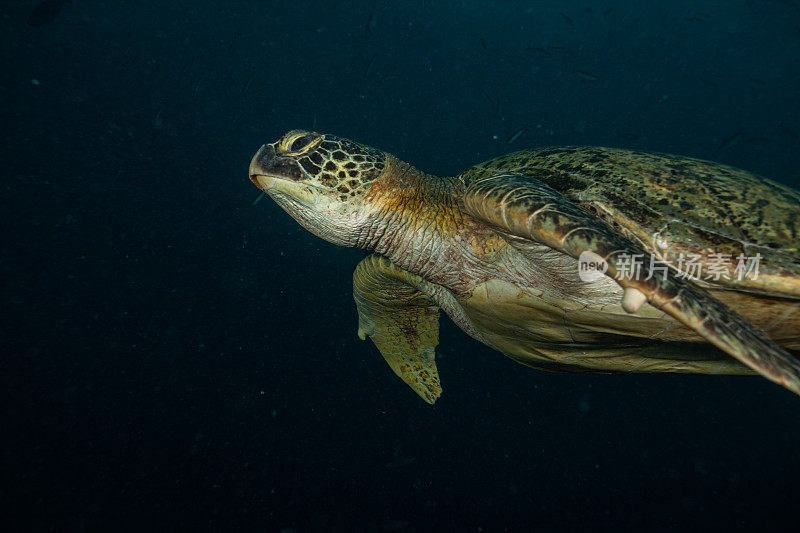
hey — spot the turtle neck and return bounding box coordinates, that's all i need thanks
[352,155,492,290]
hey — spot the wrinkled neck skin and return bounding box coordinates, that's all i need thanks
[350,156,492,292]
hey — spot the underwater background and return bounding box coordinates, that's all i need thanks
[3,0,800,530]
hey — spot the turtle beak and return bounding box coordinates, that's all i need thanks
[249,144,278,190]
[249,142,307,191]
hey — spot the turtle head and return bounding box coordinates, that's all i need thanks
[249,130,387,246]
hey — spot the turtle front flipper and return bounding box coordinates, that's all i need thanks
[353,254,444,403]
[462,172,800,396]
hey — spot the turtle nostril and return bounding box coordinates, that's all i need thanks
[258,144,276,163]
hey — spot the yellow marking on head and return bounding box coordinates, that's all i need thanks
[278,130,323,157]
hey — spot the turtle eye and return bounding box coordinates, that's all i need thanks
[290,135,315,153]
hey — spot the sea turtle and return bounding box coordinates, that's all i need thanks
[249,130,800,403]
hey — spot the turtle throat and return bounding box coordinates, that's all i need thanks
[354,155,466,286]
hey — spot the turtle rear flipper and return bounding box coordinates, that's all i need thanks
[462,172,800,396]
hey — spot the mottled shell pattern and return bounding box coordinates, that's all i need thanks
[461,147,800,297]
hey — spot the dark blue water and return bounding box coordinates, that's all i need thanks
[3,1,800,530]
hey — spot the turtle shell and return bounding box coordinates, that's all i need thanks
[461,147,800,298]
